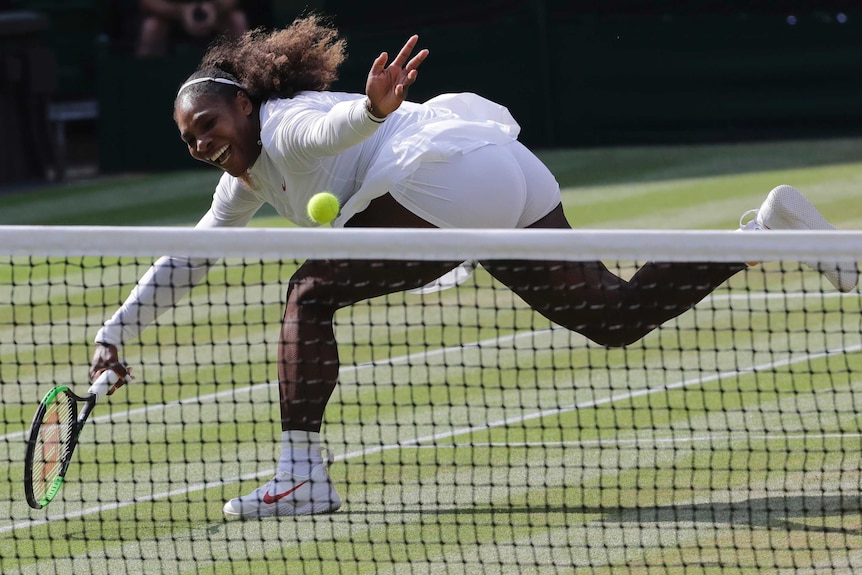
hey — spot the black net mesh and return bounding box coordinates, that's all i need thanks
[2,236,862,574]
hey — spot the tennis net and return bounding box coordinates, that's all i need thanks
[2,225,862,574]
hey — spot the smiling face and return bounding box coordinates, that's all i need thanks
[174,90,261,177]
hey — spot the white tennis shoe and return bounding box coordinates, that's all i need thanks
[223,462,342,518]
[739,185,858,293]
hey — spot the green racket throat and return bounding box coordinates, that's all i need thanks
[40,476,65,507]
[40,385,69,405]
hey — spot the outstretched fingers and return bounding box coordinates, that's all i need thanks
[392,35,419,68]
[394,37,427,97]
[366,35,429,115]
[404,48,429,73]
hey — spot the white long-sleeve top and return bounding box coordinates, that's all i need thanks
[95,91,520,346]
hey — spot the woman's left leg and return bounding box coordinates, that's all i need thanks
[481,204,746,348]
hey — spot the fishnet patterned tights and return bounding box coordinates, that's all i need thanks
[278,198,745,431]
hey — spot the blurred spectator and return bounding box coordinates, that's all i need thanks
[137,1,248,58]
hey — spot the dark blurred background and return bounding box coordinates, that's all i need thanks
[1,0,861,185]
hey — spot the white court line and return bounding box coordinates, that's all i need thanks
[1,323,843,447]
[3,340,858,536]
[409,433,862,449]
[0,327,554,534]
[1,288,845,444]
[348,344,862,455]
[0,328,554,445]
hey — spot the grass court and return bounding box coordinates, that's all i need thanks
[2,138,862,573]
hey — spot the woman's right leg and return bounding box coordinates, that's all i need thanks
[278,193,459,433]
[278,257,458,432]
[223,194,457,518]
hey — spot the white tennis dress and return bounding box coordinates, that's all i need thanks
[95,91,561,345]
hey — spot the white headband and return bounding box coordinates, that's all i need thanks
[177,77,245,96]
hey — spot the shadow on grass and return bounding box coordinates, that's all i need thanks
[53,493,862,544]
[58,519,227,541]
[357,494,862,537]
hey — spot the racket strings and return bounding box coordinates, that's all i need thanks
[30,395,76,501]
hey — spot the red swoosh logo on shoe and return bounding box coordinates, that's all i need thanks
[262,480,309,504]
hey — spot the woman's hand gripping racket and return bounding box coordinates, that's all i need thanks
[24,368,132,509]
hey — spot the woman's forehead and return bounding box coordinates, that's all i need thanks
[174,92,230,122]
[176,91,226,112]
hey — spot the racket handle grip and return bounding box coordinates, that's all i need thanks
[87,370,120,401]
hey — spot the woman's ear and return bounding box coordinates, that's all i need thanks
[236,91,253,116]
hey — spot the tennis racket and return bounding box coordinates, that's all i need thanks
[24,370,128,509]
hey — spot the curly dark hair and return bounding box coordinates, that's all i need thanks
[177,14,347,103]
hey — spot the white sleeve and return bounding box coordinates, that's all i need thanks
[95,178,263,347]
[275,97,383,160]
[94,252,215,347]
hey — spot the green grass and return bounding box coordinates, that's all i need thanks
[2,138,862,574]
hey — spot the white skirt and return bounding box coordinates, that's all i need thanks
[333,93,561,229]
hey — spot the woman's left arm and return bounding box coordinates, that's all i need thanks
[365,34,427,118]
[280,98,387,159]
[279,35,429,159]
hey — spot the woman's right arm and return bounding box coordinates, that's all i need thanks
[90,179,263,385]
[93,248,218,349]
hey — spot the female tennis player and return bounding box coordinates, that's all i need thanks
[89,15,857,518]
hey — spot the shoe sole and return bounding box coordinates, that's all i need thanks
[223,499,341,519]
[761,185,858,292]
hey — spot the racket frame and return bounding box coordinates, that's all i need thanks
[23,370,119,510]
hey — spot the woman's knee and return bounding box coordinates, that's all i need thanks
[285,262,347,311]
[582,325,654,348]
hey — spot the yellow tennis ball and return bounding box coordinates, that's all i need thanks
[307,192,340,224]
